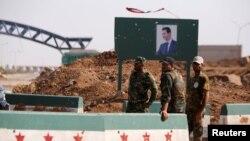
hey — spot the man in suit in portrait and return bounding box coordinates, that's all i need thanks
[157,27,177,56]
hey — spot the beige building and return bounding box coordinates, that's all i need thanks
[198,45,242,61]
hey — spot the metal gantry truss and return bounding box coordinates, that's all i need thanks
[0,19,92,51]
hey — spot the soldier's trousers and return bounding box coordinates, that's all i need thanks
[186,111,203,141]
[126,102,149,113]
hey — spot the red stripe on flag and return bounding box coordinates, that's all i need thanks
[126,7,146,13]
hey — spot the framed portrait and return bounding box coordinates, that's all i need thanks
[156,25,178,56]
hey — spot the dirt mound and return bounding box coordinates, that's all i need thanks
[209,81,250,124]
[206,56,250,67]
[0,74,6,80]
[12,51,250,124]
[13,51,124,112]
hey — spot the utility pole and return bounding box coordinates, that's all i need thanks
[11,50,20,69]
[0,42,8,67]
[232,21,250,45]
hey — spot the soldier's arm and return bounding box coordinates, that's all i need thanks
[127,72,134,100]
[200,90,209,111]
[186,79,191,101]
[200,75,210,110]
[147,73,157,105]
[160,74,173,121]
[160,74,173,108]
[196,75,210,118]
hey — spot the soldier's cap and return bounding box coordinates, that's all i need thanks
[134,56,146,63]
[192,56,204,64]
[161,57,175,64]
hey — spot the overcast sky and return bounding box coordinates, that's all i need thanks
[0,0,250,67]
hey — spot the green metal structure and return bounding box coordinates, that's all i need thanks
[62,50,100,64]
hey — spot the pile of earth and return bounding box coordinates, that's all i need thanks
[0,74,6,80]
[12,51,250,123]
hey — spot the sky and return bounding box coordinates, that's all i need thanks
[0,0,250,67]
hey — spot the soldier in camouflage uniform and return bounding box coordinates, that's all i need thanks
[159,57,186,121]
[186,56,210,141]
[0,85,9,110]
[126,56,157,113]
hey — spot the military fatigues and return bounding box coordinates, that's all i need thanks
[0,86,9,110]
[186,72,210,141]
[126,70,157,113]
[160,69,186,113]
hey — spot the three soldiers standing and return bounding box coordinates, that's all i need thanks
[126,56,209,141]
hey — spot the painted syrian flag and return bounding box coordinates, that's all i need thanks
[0,129,189,141]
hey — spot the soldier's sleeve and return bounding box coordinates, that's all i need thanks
[127,71,134,100]
[186,77,192,96]
[203,74,210,91]
[160,74,173,106]
[147,72,157,105]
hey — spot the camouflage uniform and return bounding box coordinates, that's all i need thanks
[160,69,186,113]
[126,70,157,113]
[0,86,9,110]
[186,72,210,141]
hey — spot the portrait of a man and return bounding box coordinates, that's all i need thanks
[156,25,177,56]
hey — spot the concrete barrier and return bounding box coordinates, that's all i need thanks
[219,103,250,124]
[123,101,210,138]
[5,93,83,113]
[0,111,189,141]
